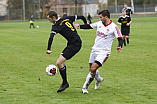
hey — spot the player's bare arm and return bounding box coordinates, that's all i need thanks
[76,15,88,24]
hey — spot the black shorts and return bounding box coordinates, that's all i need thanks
[121,28,130,36]
[61,41,82,60]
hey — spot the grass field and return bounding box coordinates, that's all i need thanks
[0,16,157,104]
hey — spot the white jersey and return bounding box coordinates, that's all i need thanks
[89,20,122,52]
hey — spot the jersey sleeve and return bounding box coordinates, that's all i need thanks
[80,24,92,29]
[114,26,122,39]
[66,15,87,24]
[47,33,55,50]
[129,16,131,22]
[51,25,60,34]
[66,16,76,22]
[89,22,98,29]
[118,17,121,23]
[76,15,87,24]
[129,9,133,14]
[47,26,58,50]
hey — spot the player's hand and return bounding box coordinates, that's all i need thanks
[118,23,122,26]
[46,50,52,54]
[117,46,122,52]
[126,23,130,26]
[74,24,80,29]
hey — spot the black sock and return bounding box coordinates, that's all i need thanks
[123,39,126,46]
[59,65,67,85]
[127,38,129,44]
[123,39,126,43]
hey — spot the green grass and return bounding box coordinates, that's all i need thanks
[0,17,157,104]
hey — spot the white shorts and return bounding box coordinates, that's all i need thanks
[89,49,110,65]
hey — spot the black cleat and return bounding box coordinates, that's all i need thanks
[57,83,69,93]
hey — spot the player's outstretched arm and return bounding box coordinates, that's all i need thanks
[80,24,92,29]
[77,16,88,24]
[74,24,92,29]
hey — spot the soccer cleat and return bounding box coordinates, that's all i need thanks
[82,88,89,94]
[57,83,69,93]
[95,77,104,90]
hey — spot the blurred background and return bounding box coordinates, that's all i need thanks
[0,0,157,21]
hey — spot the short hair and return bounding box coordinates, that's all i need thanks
[98,10,110,19]
[47,10,58,19]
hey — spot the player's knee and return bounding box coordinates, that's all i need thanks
[56,61,60,67]
[56,61,64,69]
[90,66,97,73]
[126,36,129,38]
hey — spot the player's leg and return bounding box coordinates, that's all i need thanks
[126,36,129,44]
[56,55,69,93]
[122,35,126,46]
[82,51,96,93]
[121,28,126,46]
[94,54,109,90]
[33,23,35,28]
[126,28,130,44]
[82,62,100,93]
[56,55,67,85]
[82,50,107,93]
[57,44,81,93]
[30,23,31,28]
[95,70,104,90]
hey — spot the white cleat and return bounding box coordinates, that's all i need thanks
[95,77,104,90]
[82,88,89,94]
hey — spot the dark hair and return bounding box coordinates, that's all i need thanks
[98,10,110,19]
[47,10,58,19]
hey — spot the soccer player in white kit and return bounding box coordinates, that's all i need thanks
[74,10,123,93]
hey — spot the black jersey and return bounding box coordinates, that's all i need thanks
[122,7,133,17]
[118,15,131,29]
[47,15,87,50]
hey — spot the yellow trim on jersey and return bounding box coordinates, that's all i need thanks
[60,19,69,25]
[122,21,128,24]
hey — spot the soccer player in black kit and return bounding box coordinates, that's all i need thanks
[46,10,87,93]
[122,4,133,17]
[118,10,132,46]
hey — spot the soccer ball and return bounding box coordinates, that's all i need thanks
[46,64,57,76]
[36,25,39,28]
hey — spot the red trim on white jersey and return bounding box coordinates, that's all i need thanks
[89,24,93,29]
[115,26,122,38]
[102,54,109,64]
[89,21,100,29]
[104,20,112,27]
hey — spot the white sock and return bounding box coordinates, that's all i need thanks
[95,70,101,81]
[82,72,95,89]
